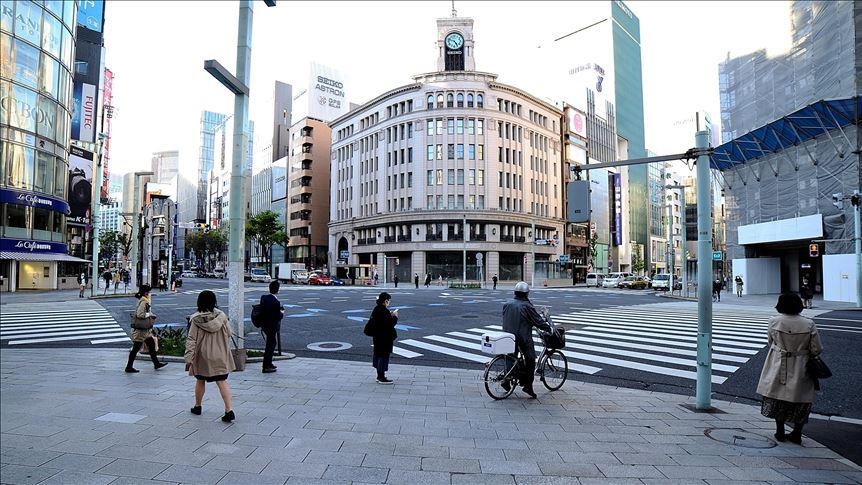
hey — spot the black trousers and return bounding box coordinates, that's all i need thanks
[126,337,160,369]
[263,326,279,368]
[519,357,537,391]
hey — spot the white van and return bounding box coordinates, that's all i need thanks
[602,272,631,288]
[585,273,604,287]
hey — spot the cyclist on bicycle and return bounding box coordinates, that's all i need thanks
[502,281,552,398]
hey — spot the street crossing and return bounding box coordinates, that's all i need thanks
[0,300,129,346]
[389,303,772,384]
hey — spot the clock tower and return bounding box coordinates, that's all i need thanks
[436,16,475,72]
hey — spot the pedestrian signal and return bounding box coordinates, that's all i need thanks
[808,243,819,257]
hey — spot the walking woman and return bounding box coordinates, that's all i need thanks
[756,293,824,444]
[735,275,744,297]
[368,292,398,384]
[185,290,236,422]
[125,284,168,373]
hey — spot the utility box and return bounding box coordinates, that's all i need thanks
[480,332,516,355]
[566,180,591,223]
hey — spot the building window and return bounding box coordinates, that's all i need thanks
[408,147,413,163]
[427,119,434,133]
[427,94,434,108]
[477,119,484,135]
[468,144,475,160]
[447,144,455,159]
[427,195,434,209]
[467,93,474,107]
[477,94,484,108]
[477,144,484,160]
[478,195,484,208]
[448,169,455,185]
[457,169,464,185]
[436,119,443,135]
[436,144,443,160]
[447,93,454,107]
[436,169,443,185]
[427,145,434,161]
[408,123,413,138]
[468,169,475,185]
[407,173,413,187]
[456,144,464,159]
[437,94,444,108]
[457,195,464,209]
[467,119,474,135]
[456,118,464,134]
[427,170,434,186]
[447,118,455,135]
[448,195,455,209]
[457,93,464,107]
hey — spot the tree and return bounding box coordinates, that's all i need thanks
[245,211,284,268]
[272,229,289,260]
[589,230,598,270]
[631,243,645,275]
[118,232,132,267]
[185,231,206,268]
[98,230,119,267]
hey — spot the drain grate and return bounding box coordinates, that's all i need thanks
[704,428,777,449]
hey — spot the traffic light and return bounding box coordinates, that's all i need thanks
[808,243,819,258]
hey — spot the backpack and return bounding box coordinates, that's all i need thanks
[250,304,264,328]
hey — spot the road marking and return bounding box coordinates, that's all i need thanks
[10,332,130,345]
[0,301,129,346]
[391,346,423,358]
[397,339,491,363]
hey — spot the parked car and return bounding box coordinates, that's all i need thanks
[620,276,649,290]
[308,272,332,286]
[213,269,226,279]
[180,271,196,278]
[293,271,310,285]
[585,273,604,287]
[602,272,631,288]
[329,276,345,286]
[250,268,272,283]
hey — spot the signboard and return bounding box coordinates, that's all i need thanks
[67,145,95,225]
[0,188,70,214]
[566,180,591,223]
[292,62,349,123]
[101,68,113,203]
[71,82,97,143]
[566,108,587,138]
[559,255,570,263]
[612,172,622,246]
[712,251,723,261]
[77,0,105,33]
[0,237,68,254]
[339,250,349,259]
[271,156,288,202]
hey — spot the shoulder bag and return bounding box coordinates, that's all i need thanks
[806,356,832,379]
[130,311,153,330]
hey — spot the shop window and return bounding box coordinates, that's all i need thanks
[35,150,54,194]
[4,203,30,238]
[33,207,51,240]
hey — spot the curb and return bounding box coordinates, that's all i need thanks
[136,352,297,365]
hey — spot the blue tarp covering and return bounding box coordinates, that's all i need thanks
[711,97,860,171]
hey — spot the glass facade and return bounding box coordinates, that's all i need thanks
[1,0,76,245]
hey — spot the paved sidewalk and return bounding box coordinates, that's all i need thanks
[2,349,860,484]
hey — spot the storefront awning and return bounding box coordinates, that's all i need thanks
[0,251,90,263]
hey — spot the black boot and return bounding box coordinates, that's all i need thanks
[788,423,803,444]
[774,420,786,442]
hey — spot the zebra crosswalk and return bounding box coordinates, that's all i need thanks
[388,303,771,385]
[0,300,130,346]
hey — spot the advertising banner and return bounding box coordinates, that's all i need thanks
[292,62,349,123]
[67,145,95,225]
[0,187,70,214]
[271,156,287,202]
[567,108,587,138]
[70,82,96,143]
[101,68,113,203]
[77,0,105,33]
[612,172,622,246]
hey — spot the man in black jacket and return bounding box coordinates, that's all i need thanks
[502,281,551,398]
[260,280,284,373]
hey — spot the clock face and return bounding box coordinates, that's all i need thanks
[445,33,464,50]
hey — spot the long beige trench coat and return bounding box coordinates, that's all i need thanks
[185,309,236,377]
[756,314,823,403]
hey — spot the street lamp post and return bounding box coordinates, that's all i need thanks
[462,214,467,283]
[90,133,107,297]
[694,130,713,410]
[530,219,536,288]
[205,0,276,351]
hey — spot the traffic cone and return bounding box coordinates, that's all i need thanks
[543,280,548,287]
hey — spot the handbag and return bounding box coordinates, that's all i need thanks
[129,312,153,330]
[363,318,376,337]
[230,335,246,372]
[806,356,832,379]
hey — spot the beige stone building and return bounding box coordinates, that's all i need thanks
[328,16,565,284]
[287,117,331,269]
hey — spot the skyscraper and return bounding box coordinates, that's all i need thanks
[198,111,228,222]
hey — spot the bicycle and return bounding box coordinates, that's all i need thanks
[483,312,568,400]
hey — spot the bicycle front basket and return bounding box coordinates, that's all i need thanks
[544,327,566,350]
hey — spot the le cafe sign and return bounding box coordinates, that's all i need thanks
[0,188,70,214]
[0,237,67,254]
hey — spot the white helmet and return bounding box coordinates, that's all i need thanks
[514,281,530,293]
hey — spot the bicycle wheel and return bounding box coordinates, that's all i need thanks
[484,354,517,400]
[540,349,568,391]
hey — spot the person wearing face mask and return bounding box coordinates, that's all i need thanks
[366,292,398,384]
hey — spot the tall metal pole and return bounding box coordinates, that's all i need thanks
[90,135,105,297]
[130,178,140,290]
[462,214,467,282]
[531,218,536,287]
[227,0,253,349]
[855,190,861,308]
[680,187,687,297]
[695,130,713,410]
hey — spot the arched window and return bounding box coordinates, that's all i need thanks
[437,94,444,108]
[427,95,434,109]
[477,94,484,108]
[447,93,454,108]
[456,93,464,107]
[467,93,474,107]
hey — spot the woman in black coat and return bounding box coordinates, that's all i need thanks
[369,292,398,384]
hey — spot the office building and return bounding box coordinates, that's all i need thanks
[329,15,565,283]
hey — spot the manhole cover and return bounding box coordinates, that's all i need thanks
[704,428,776,449]
[307,341,353,352]
[461,315,479,319]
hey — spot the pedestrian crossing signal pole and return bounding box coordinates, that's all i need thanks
[695,130,713,410]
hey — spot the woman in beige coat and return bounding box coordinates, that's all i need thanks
[125,284,168,373]
[185,290,236,422]
[756,293,823,444]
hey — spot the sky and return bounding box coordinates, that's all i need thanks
[101,0,792,179]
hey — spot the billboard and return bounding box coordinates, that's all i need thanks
[68,145,95,225]
[70,82,96,143]
[101,68,113,203]
[612,172,622,246]
[77,0,105,33]
[292,62,349,123]
[271,156,287,202]
[567,108,587,138]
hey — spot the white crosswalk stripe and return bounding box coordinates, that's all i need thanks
[388,303,771,384]
[0,301,129,346]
